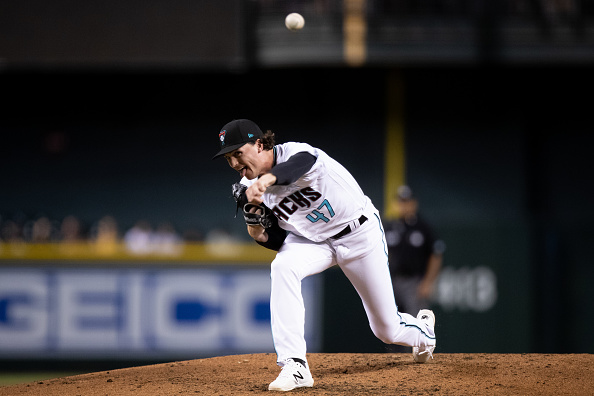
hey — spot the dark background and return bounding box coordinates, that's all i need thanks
[1,0,594,370]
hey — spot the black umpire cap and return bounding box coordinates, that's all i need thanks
[212,119,264,159]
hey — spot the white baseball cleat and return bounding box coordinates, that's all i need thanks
[268,358,314,391]
[413,309,436,363]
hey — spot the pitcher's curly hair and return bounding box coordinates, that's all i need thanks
[260,130,276,150]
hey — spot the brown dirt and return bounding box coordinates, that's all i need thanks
[1,353,592,395]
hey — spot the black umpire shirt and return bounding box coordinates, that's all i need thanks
[384,215,445,278]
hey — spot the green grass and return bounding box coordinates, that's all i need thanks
[0,372,82,387]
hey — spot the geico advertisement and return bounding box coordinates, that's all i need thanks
[0,267,321,358]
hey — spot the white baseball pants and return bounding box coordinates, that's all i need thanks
[270,209,436,365]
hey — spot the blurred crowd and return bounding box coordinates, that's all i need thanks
[256,0,592,41]
[0,212,218,256]
[257,0,592,18]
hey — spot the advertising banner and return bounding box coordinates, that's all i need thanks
[0,266,322,359]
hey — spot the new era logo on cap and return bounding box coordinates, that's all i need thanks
[212,119,264,159]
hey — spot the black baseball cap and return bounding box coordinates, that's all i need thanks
[212,119,264,159]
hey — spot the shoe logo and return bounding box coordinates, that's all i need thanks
[421,315,429,320]
[293,371,304,382]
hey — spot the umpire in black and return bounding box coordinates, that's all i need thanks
[384,186,445,352]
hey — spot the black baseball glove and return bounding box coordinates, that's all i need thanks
[231,182,287,251]
[232,182,249,215]
[243,203,273,228]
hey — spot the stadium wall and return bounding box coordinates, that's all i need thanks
[2,67,593,364]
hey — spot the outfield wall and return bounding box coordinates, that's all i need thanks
[2,67,593,359]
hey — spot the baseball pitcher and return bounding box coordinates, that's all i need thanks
[213,119,436,392]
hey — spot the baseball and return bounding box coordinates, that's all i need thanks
[285,13,305,31]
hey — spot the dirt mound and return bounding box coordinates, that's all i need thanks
[1,353,592,395]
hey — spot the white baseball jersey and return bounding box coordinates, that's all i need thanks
[240,142,371,242]
[239,141,436,367]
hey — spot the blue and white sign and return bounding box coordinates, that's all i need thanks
[0,267,322,359]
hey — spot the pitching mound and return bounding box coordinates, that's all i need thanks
[1,353,592,395]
